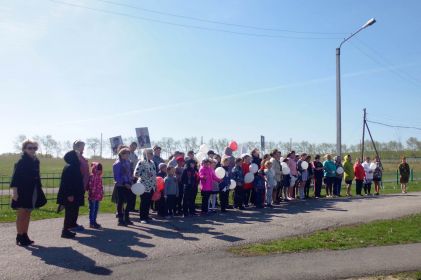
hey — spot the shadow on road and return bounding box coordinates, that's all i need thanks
[25,245,112,276]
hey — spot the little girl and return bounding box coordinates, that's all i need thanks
[199,159,220,214]
[264,161,276,207]
[88,162,104,229]
[209,159,219,212]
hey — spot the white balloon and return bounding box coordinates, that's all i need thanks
[282,166,291,175]
[229,179,236,190]
[196,152,206,163]
[244,172,254,183]
[215,167,226,179]
[280,157,284,162]
[370,163,377,170]
[131,183,145,195]
[199,144,209,153]
[336,167,344,175]
[301,161,309,170]
[249,163,259,174]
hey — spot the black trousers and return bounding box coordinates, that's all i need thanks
[356,179,364,195]
[176,184,184,214]
[183,185,198,214]
[126,192,137,212]
[201,191,211,213]
[244,189,252,206]
[305,179,311,198]
[314,176,323,197]
[117,187,130,218]
[64,203,80,231]
[157,196,167,217]
[234,186,244,207]
[140,191,153,220]
[166,195,177,215]
[275,182,283,202]
[254,188,265,208]
[219,190,230,211]
[364,182,372,194]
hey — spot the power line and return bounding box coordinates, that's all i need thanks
[49,0,343,40]
[93,0,347,35]
[367,119,421,131]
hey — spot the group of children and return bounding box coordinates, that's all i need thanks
[84,144,411,227]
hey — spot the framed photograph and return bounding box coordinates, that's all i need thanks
[110,136,123,155]
[135,127,151,149]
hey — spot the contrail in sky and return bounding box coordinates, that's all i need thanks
[55,62,418,126]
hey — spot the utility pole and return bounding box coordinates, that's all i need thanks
[361,109,366,161]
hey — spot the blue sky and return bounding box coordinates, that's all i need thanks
[1,0,421,153]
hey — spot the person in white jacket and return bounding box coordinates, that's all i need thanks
[264,161,276,208]
[362,157,373,195]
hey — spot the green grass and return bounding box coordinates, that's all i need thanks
[230,213,421,256]
[0,194,117,223]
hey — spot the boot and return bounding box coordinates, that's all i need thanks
[16,234,30,246]
[117,214,126,226]
[22,233,34,245]
[61,229,76,239]
[124,214,133,226]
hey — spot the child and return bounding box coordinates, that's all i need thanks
[264,161,276,207]
[209,159,219,212]
[253,169,266,208]
[373,156,383,195]
[164,166,179,217]
[156,163,168,217]
[219,158,231,213]
[181,159,199,216]
[88,162,104,229]
[113,148,133,226]
[199,159,220,214]
[175,157,185,215]
[231,158,245,210]
[242,155,253,207]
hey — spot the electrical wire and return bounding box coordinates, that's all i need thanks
[93,0,347,35]
[367,119,421,131]
[49,0,343,40]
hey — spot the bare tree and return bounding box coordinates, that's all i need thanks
[13,135,27,152]
[86,138,100,157]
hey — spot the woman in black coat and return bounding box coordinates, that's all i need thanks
[10,140,47,246]
[57,150,85,238]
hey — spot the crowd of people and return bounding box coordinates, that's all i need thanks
[10,139,412,246]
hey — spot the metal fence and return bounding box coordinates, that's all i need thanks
[0,173,115,208]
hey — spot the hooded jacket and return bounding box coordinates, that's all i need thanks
[10,153,47,209]
[88,162,103,201]
[343,155,354,182]
[323,160,336,178]
[199,165,219,192]
[57,151,85,206]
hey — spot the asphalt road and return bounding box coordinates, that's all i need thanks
[1,192,420,280]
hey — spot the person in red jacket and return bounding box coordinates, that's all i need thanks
[353,158,365,196]
[242,154,253,207]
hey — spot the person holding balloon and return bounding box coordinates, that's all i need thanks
[134,148,157,224]
[264,161,276,207]
[304,155,313,199]
[112,148,133,226]
[287,151,298,200]
[333,156,343,197]
[231,158,245,210]
[217,158,231,212]
[297,153,308,200]
[312,155,324,198]
[281,158,292,200]
[199,159,221,214]
[323,154,336,198]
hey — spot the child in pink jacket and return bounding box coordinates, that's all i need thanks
[88,162,104,229]
[199,159,220,214]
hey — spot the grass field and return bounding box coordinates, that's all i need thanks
[229,213,421,256]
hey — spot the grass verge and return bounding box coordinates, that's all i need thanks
[229,213,421,256]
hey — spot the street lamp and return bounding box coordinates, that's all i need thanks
[336,18,376,158]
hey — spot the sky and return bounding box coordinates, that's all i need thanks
[1,0,421,154]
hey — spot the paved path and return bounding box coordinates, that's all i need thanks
[1,192,421,280]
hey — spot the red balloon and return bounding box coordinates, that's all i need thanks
[229,141,238,151]
[156,176,165,192]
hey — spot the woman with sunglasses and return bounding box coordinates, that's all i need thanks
[10,140,47,246]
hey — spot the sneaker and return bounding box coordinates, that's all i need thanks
[266,204,274,208]
[118,221,126,227]
[89,223,102,229]
[61,230,76,239]
[140,220,148,224]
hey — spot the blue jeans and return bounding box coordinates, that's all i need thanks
[333,177,342,196]
[89,200,100,224]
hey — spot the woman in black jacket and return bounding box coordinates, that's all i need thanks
[10,140,47,246]
[57,150,85,238]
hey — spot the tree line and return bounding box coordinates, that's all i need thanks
[11,135,421,159]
